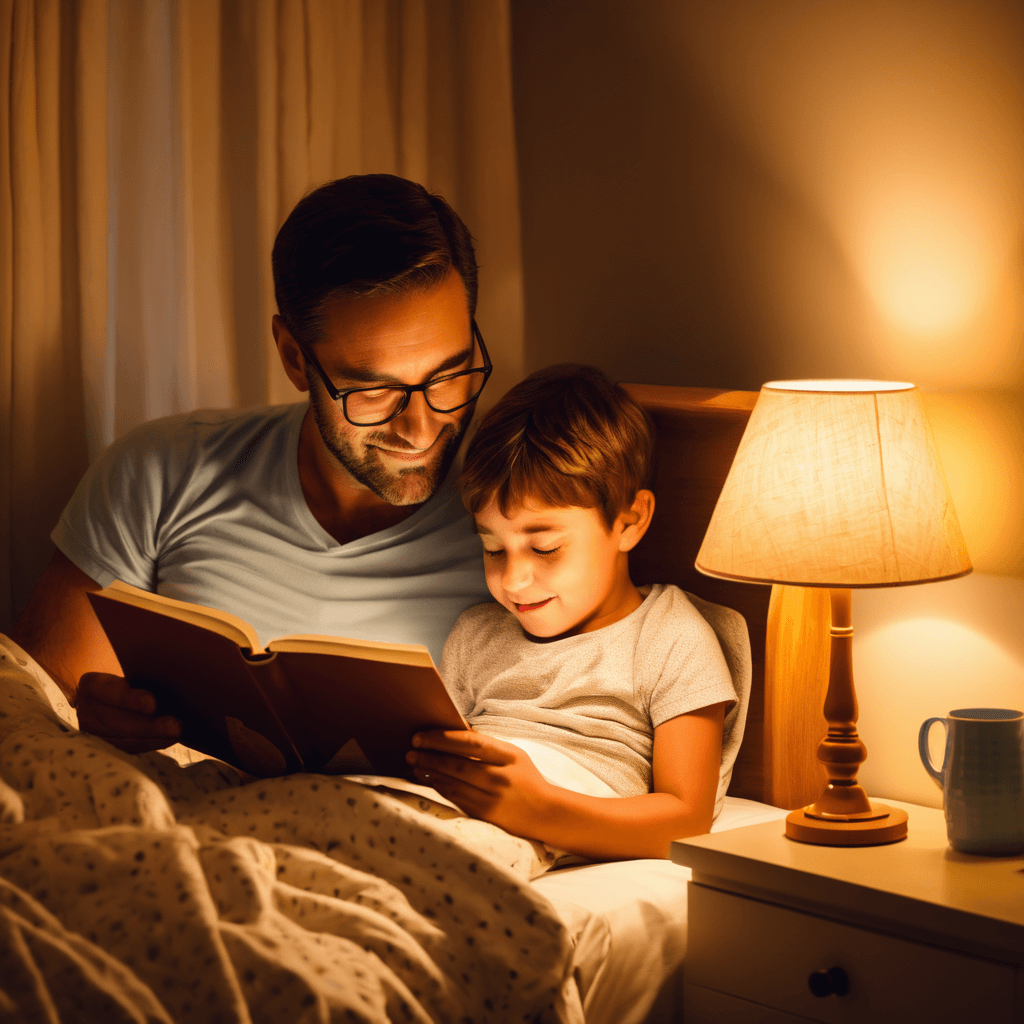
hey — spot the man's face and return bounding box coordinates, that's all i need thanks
[304,273,479,506]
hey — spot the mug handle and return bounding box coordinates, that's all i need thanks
[918,717,948,787]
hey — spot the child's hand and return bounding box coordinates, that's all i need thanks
[406,730,554,838]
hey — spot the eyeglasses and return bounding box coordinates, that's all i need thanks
[296,320,492,427]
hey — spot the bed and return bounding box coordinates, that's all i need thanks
[0,384,832,1023]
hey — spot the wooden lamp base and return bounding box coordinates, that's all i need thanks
[786,804,909,846]
[784,588,909,848]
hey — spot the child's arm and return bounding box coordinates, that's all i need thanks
[407,701,727,861]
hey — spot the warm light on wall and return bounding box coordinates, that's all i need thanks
[663,1,1022,395]
[655,1,1022,579]
[922,392,1024,578]
[858,186,989,336]
[855,614,1024,809]
[852,179,1020,389]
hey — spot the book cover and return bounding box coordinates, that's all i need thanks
[86,583,467,777]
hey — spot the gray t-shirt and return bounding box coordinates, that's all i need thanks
[440,584,750,816]
[53,402,492,664]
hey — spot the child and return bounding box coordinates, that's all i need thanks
[406,364,745,861]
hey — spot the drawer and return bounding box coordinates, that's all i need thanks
[684,983,809,1023]
[686,882,1017,1024]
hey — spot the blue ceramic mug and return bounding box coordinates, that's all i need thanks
[919,708,1024,856]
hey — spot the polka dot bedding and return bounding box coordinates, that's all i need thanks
[0,635,584,1023]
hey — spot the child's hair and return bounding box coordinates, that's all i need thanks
[460,364,655,527]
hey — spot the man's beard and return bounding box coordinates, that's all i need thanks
[308,385,467,506]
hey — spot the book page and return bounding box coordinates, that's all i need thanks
[273,650,466,774]
[107,581,262,652]
[267,634,434,667]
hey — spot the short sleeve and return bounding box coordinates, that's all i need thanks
[439,606,481,716]
[439,601,510,717]
[644,591,739,729]
[51,415,197,591]
[644,588,753,820]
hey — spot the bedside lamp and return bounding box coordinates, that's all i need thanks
[696,380,971,846]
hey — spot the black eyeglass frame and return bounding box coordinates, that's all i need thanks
[296,319,492,427]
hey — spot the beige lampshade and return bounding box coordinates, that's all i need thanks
[696,380,972,588]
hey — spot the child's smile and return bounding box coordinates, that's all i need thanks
[474,499,650,638]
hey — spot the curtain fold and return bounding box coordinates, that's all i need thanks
[2,0,92,631]
[1,0,524,630]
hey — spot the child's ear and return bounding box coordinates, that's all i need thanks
[617,489,655,552]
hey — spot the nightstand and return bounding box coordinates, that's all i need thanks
[671,800,1024,1023]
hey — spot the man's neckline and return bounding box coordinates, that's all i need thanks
[286,401,457,551]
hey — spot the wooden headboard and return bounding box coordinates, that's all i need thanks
[623,384,831,811]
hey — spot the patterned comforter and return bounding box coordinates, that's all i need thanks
[0,635,584,1024]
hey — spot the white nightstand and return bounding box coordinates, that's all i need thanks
[671,800,1024,1023]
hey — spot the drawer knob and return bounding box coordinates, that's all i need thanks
[808,966,849,998]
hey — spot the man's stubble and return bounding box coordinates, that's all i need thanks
[306,380,468,507]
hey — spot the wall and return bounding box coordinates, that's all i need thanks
[511,0,1023,808]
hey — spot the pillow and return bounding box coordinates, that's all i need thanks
[684,592,752,821]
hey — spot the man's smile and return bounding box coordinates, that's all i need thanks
[373,445,433,462]
[365,430,443,462]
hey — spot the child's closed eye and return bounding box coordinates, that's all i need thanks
[481,546,560,557]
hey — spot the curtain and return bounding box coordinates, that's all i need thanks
[0,0,524,630]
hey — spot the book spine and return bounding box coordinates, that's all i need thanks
[248,654,314,768]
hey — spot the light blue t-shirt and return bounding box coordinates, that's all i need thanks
[53,402,492,665]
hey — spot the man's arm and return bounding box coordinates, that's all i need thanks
[11,549,121,700]
[11,550,181,751]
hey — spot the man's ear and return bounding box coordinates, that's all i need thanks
[617,489,655,553]
[273,315,311,394]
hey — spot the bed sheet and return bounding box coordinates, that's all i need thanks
[0,632,788,1024]
[534,797,790,1024]
[0,635,584,1024]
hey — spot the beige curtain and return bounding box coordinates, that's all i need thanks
[0,0,524,630]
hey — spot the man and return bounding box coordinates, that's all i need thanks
[11,174,495,753]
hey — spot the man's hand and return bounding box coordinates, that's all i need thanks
[406,730,554,839]
[76,673,181,754]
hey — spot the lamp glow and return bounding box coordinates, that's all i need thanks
[697,379,971,845]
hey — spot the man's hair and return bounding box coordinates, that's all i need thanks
[460,364,655,527]
[272,174,478,346]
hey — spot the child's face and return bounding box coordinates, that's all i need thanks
[474,500,642,638]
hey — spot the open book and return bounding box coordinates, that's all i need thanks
[86,582,467,778]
